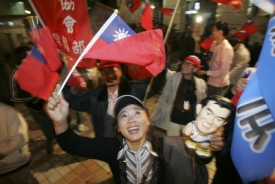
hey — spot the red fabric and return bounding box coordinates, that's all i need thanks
[127,64,152,80]
[241,22,258,38]
[67,69,87,89]
[200,37,214,51]
[141,4,152,30]
[234,31,248,41]
[30,0,94,67]
[29,27,62,71]
[231,91,243,106]
[211,0,242,10]
[159,7,173,16]
[84,29,165,77]
[14,55,59,100]
[127,0,141,13]
[98,61,121,70]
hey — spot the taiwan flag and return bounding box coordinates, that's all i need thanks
[83,12,165,78]
[15,45,59,100]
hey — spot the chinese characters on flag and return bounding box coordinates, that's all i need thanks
[30,0,95,67]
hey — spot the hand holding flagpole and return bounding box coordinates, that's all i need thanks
[58,11,119,95]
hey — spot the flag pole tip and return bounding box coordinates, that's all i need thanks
[114,9,119,14]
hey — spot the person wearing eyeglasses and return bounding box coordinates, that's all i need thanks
[151,55,210,137]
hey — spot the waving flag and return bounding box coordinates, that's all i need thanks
[159,7,174,16]
[141,3,152,30]
[231,16,275,183]
[15,45,59,100]
[29,0,94,68]
[211,0,242,10]
[29,27,62,71]
[84,29,165,77]
[85,12,164,78]
[127,0,141,13]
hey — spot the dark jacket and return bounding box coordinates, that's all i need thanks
[63,77,164,137]
[56,127,166,184]
[179,35,197,61]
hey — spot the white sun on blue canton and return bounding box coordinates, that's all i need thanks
[113,28,131,41]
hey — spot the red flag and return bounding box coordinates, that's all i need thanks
[141,3,152,30]
[200,37,214,51]
[211,0,242,10]
[84,29,165,77]
[127,64,152,80]
[30,0,94,68]
[127,0,141,13]
[15,49,59,100]
[29,27,62,71]
[67,69,87,89]
[159,7,174,16]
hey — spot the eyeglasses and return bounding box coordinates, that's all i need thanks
[182,62,195,67]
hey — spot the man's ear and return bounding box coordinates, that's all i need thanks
[196,104,202,115]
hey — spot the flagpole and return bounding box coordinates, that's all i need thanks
[164,0,182,43]
[58,11,119,95]
[119,0,127,17]
[28,0,46,27]
[127,9,139,28]
[143,0,182,103]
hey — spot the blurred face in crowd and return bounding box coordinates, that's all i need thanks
[195,100,230,135]
[117,104,150,150]
[181,59,198,76]
[212,26,222,40]
[100,66,122,87]
[192,24,201,33]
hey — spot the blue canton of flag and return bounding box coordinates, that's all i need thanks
[30,44,46,65]
[100,15,136,44]
[231,16,275,183]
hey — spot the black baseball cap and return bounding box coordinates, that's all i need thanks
[113,95,146,117]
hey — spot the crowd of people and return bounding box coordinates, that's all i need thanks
[0,15,269,184]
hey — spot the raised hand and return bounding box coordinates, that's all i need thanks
[46,84,69,134]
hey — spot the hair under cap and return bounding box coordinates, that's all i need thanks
[113,95,146,117]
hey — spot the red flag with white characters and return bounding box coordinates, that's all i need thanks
[29,0,94,67]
